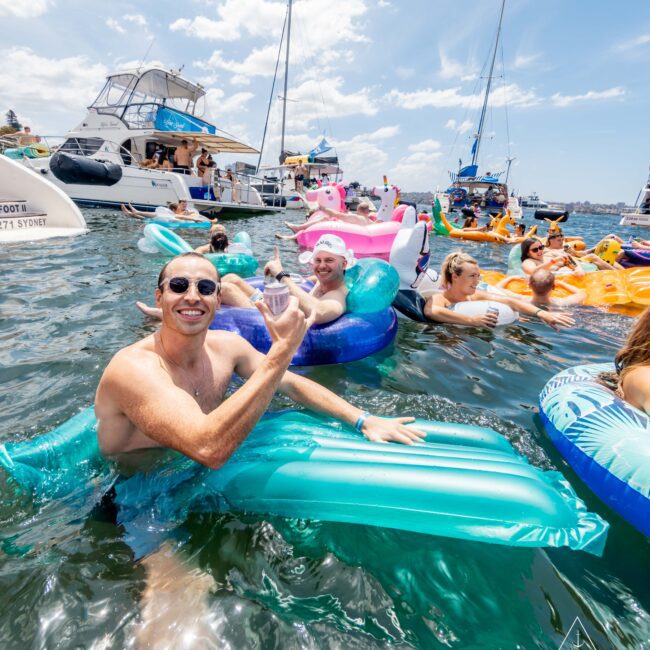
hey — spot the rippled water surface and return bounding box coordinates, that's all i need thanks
[0,208,648,648]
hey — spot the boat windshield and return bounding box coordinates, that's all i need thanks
[90,69,207,128]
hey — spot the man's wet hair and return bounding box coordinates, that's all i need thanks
[157,252,219,289]
[529,268,555,294]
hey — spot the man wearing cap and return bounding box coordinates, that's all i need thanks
[221,235,353,325]
[137,235,355,326]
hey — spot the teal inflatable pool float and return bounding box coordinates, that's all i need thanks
[0,409,607,555]
[138,224,259,277]
[205,252,258,277]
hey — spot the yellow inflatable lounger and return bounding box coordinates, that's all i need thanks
[481,268,650,315]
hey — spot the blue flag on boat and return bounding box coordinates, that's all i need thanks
[308,137,332,158]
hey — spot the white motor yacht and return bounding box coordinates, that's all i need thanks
[520,192,549,209]
[10,68,273,216]
[620,169,650,227]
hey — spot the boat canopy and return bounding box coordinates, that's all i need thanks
[150,131,259,155]
[91,68,206,116]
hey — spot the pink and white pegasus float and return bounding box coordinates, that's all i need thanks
[297,177,428,257]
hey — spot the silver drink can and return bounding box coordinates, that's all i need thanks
[263,281,290,315]
[486,305,499,325]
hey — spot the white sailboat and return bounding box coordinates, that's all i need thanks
[435,0,521,219]
[253,0,344,210]
[6,68,272,216]
[620,168,650,227]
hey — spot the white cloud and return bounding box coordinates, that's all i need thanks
[615,33,650,52]
[445,119,473,134]
[391,138,444,190]
[204,88,255,117]
[0,47,108,117]
[284,77,378,130]
[124,14,148,28]
[513,53,540,69]
[439,50,476,81]
[195,46,278,85]
[170,0,286,42]
[550,87,625,107]
[182,0,369,84]
[0,0,50,17]
[387,82,539,110]
[333,126,399,184]
[106,18,126,34]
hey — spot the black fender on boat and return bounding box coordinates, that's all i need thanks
[50,152,123,186]
[534,209,569,222]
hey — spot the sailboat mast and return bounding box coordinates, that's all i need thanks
[471,0,506,168]
[279,0,292,159]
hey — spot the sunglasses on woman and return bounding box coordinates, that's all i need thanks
[160,277,220,295]
[529,245,544,253]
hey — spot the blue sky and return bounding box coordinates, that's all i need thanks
[1,0,648,204]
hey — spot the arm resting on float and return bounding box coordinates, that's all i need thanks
[235,343,425,445]
[424,299,477,325]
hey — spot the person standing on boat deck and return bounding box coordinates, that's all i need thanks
[196,148,210,178]
[97,252,425,460]
[16,126,40,145]
[173,138,198,174]
[226,170,241,204]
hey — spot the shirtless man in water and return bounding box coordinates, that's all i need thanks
[137,234,354,326]
[97,252,423,462]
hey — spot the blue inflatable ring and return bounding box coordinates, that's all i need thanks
[539,363,650,535]
[622,246,650,266]
[210,277,398,365]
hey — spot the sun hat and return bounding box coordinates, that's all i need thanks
[298,234,357,268]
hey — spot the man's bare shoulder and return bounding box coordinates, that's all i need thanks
[317,282,348,304]
[204,329,250,352]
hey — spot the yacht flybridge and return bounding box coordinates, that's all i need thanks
[16,68,272,215]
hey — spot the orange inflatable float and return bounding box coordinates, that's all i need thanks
[480,268,650,316]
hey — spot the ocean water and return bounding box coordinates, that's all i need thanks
[0,208,648,648]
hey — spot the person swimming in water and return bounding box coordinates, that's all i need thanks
[497,268,586,307]
[423,251,575,330]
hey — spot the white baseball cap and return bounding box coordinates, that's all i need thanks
[298,234,357,268]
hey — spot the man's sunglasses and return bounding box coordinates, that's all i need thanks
[529,245,545,253]
[160,277,220,295]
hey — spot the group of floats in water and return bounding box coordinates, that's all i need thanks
[2,178,647,557]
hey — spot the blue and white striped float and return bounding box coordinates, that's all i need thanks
[539,363,650,535]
